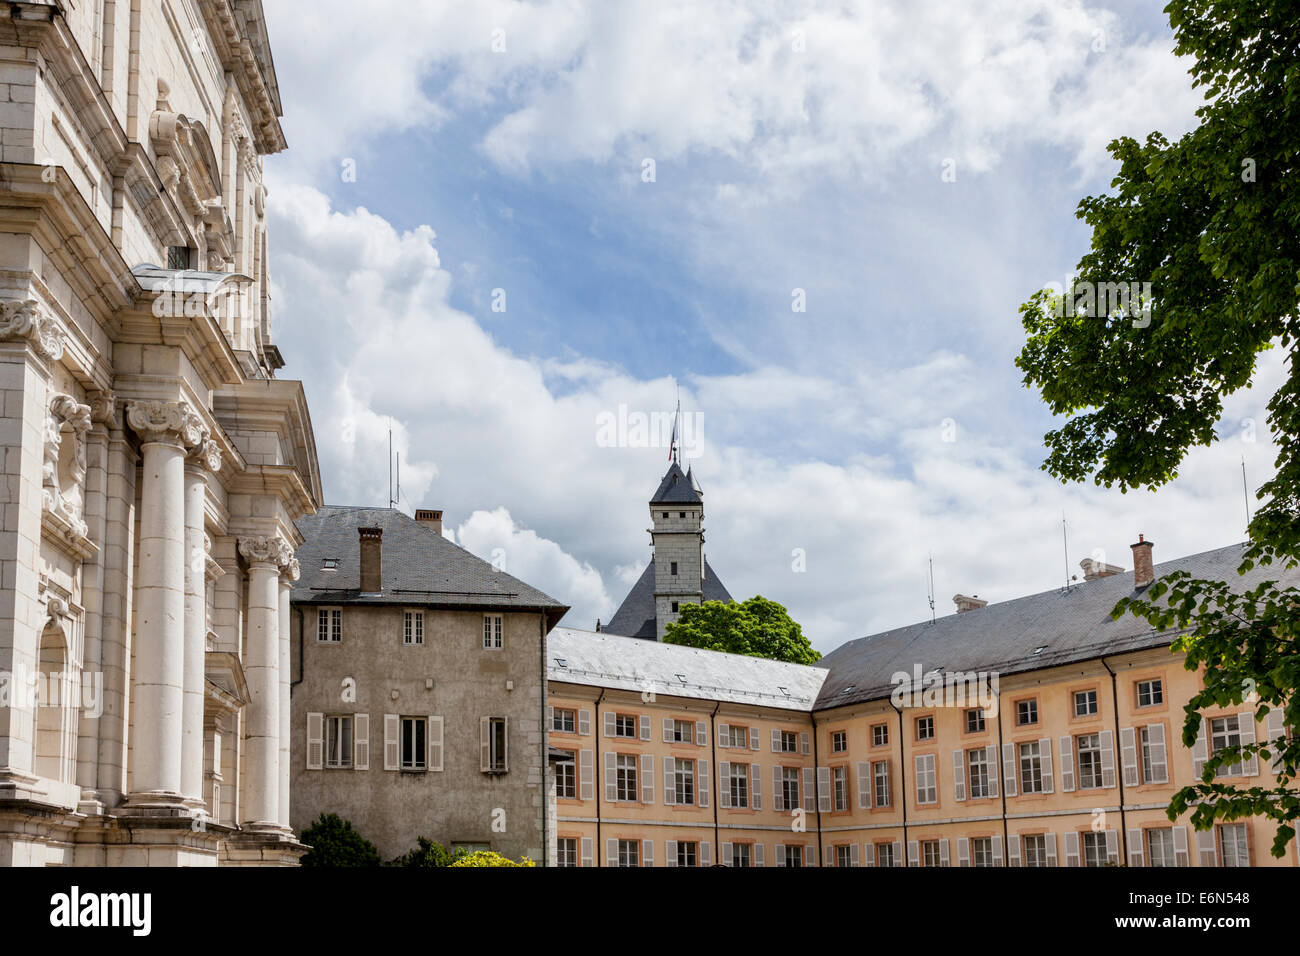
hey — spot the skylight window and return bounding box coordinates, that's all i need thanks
[321,558,338,571]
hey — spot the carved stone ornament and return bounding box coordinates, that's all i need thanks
[189,437,223,474]
[281,557,300,584]
[125,400,207,449]
[43,393,93,539]
[239,534,294,572]
[88,390,117,426]
[0,299,65,362]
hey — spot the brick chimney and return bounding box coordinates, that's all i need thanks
[1130,534,1154,589]
[415,509,443,535]
[953,594,988,614]
[1079,557,1125,581]
[359,527,382,592]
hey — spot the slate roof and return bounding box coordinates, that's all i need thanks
[651,463,702,504]
[603,557,734,639]
[291,506,569,628]
[814,542,1300,711]
[548,626,826,711]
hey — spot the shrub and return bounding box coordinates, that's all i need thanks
[448,850,536,867]
[299,813,381,867]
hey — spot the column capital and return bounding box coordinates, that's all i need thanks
[88,389,118,427]
[279,557,300,586]
[126,400,207,449]
[187,437,222,474]
[239,534,293,571]
[0,298,65,362]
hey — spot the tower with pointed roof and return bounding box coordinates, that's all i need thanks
[604,461,733,640]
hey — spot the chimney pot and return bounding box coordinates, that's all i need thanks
[415,509,443,536]
[953,593,988,614]
[1130,535,1155,589]
[359,526,382,592]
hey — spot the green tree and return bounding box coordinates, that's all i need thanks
[1015,0,1300,855]
[299,813,381,867]
[664,596,819,665]
[387,836,461,868]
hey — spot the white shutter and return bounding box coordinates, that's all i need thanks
[386,714,400,771]
[1192,718,1208,780]
[773,766,784,811]
[642,839,653,867]
[755,843,765,867]
[957,837,969,867]
[700,841,711,866]
[306,713,323,770]
[1265,708,1286,774]
[952,750,966,801]
[1007,833,1021,867]
[698,760,709,807]
[718,722,730,747]
[817,767,832,812]
[775,844,787,867]
[771,729,782,752]
[606,838,618,866]
[1099,729,1116,788]
[663,717,674,743]
[825,845,834,867]
[1120,727,1139,787]
[801,732,810,755]
[578,709,591,736]
[848,843,858,868]
[580,749,594,800]
[1064,831,1080,867]
[892,840,902,868]
[1002,742,1017,797]
[641,753,654,803]
[1127,828,1144,867]
[427,716,443,771]
[1045,833,1057,867]
[502,716,509,771]
[1038,737,1054,793]
[802,767,814,811]
[723,842,734,866]
[604,752,617,802]
[639,715,651,741]
[751,764,762,810]
[1059,735,1075,792]
[1239,710,1258,776]
[719,761,731,808]
[547,705,554,731]
[1173,826,1189,867]
[664,756,676,805]
[985,746,998,798]
[603,712,615,737]
[808,845,819,867]
[750,726,760,751]
[666,840,678,867]
[907,841,919,867]
[863,843,875,867]
[939,838,950,867]
[857,761,872,809]
[696,720,707,746]
[991,834,1003,866]
[1196,828,1217,867]
[353,714,370,770]
[581,837,593,867]
[1146,723,1168,783]
[1105,828,1119,865]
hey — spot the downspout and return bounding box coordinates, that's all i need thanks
[291,605,304,691]
[540,615,548,867]
[891,701,908,865]
[811,716,824,865]
[1101,656,1128,864]
[996,693,1007,865]
[594,689,606,866]
[709,702,720,864]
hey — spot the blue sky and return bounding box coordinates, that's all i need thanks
[260,0,1279,652]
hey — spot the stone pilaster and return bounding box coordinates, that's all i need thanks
[238,533,292,831]
[124,400,206,808]
[277,557,297,829]
[182,438,221,804]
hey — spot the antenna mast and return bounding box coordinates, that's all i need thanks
[926,554,936,624]
[1242,456,1252,536]
[388,428,393,509]
[1062,511,1071,591]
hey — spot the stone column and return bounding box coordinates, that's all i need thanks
[277,559,297,829]
[181,439,221,804]
[239,534,290,830]
[125,400,206,803]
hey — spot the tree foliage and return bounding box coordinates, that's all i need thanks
[448,850,536,867]
[299,813,381,867]
[387,836,462,868]
[664,596,820,665]
[1016,1,1300,854]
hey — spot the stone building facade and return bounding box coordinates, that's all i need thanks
[0,1,321,866]
[289,507,568,863]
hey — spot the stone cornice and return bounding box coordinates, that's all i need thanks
[0,298,65,363]
[224,464,317,528]
[126,400,208,449]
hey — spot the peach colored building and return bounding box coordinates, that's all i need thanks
[548,538,1298,866]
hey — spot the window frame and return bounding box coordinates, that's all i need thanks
[915,715,935,742]
[615,753,639,802]
[1015,697,1039,727]
[324,714,353,769]
[400,715,427,771]
[871,723,889,748]
[1135,677,1164,709]
[482,614,503,650]
[316,607,342,644]
[402,609,424,646]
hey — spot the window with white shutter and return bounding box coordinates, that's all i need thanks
[1099,729,1116,788]
[640,714,651,741]
[1196,828,1217,867]
[750,763,762,810]
[802,766,814,811]
[428,716,443,771]
[606,838,618,866]
[1038,737,1054,793]
[775,844,787,867]
[1001,742,1017,797]
[1265,707,1288,775]
[604,752,617,802]
[700,841,711,866]
[907,840,919,867]
[579,749,594,800]
[952,750,966,801]
[641,753,655,803]
[817,766,832,812]
[1192,717,1209,780]
[771,729,782,752]
[1007,833,1021,867]
[874,760,891,807]
[957,837,969,866]
[353,713,369,770]
[801,732,810,755]
[1238,711,1259,776]
[1172,826,1189,867]
[1064,831,1080,867]
[755,843,765,867]
[578,709,591,736]
[581,837,593,867]
[1141,723,1169,783]
[666,840,678,867]
[1045,833,1057,867]
[857,762,872,809]
[663,717,674,743]
[773,765,784,811]
[603,711,615,737]
[749,726,760,750]
[1105,829,1119,865]
[719,760,732,808]
[1120,727,1140,787]
[306,713,324,770]
[385,714,400,771]
[718,722,729,747]
[914,754,937,804]
[665,756,677,805]
[1059,735,1075,791]
[642,840,654,867]
[991,835,1003,866]
[939,839,950,867]
[1129,828,1148,867]
[696,720,707,746]
[698,759,709,807]
[863,843,875,867]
